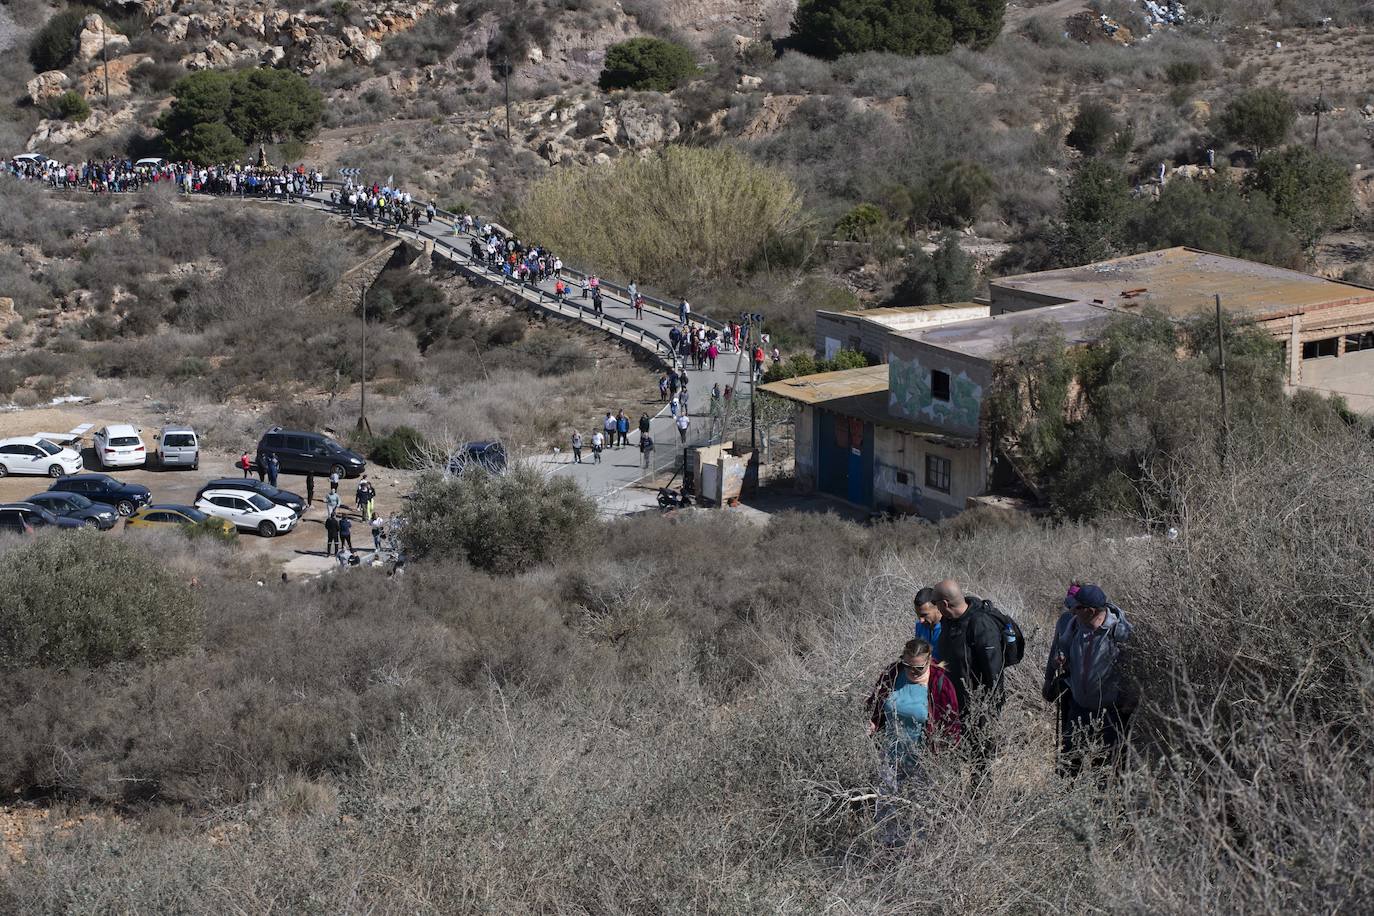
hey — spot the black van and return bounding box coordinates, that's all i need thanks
[256,427,367,479]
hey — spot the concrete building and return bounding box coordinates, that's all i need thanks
[768,246,1374,517]
[991,247,1374,385]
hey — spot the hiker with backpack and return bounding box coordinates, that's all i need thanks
[1042,583,1134,777]
[931,579,1025,768]
[863,637,961,845]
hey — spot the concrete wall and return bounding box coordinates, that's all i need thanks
[988,285,1072,314]
[794,404,817,491]
[886,338,993,439]
[815,307,988,361]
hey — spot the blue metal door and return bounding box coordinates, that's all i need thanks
[816,410,874,507]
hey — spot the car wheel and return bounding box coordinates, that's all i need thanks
[116,500,135,516]
[257,520,276,538]
[0,464,7,478]
[331,463,346,480]
[84,518,99,529]
[48,464,65,478]
[192,459,199,471]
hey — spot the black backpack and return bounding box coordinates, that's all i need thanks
[977,602,1026,667]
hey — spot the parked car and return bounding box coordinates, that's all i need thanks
[125,504,236,536]
[0,435,84,478]
[12,153,49,167]
[0,502,85,533]
[24,491,118,530]
[92,424,148,469]
[49,474,152,516]
[447,440,507,475]
[133,157,167,170]
[256,427,366,479]
[154,425,200,470]
[195,488,298,537]
[195,478,304,516]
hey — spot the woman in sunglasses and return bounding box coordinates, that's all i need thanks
[864,638,962,843]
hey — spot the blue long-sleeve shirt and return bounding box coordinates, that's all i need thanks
[915,620,943,662]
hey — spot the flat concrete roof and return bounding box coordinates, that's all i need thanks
[832,302,986,317]
[899,301,1116,360]
[993,247,1374,321]
[760,365,976,444]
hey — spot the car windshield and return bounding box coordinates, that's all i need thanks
[247,494,273,511]
[163,434,194,447]
[65,494,92,509]
[109,436,140,446]
[35,439,61,456]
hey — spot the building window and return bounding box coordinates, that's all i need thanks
[925,454,951,493]
[931,369,951,402]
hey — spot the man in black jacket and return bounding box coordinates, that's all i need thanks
[933,578,1006,765]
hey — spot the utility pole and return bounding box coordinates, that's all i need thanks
[1215,294,1229,467]
[750,311,763,452]
[1313,84,1324,149]
[101,18,110,104]
[503,57,512,144]
[358,286,370,434]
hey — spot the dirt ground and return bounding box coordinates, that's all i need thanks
[0,400,418,576]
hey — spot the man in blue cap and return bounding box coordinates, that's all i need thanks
[1042,583,1135,777]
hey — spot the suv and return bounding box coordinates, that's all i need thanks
[256,427,366,479]
[0,436,84,478]
[196,478,304,516]
[155,425,199,470]
[0,502,85,533]
[49,474,152,516]
[448,441,507,475]
[92,424,147,469]
[195,488,298,538]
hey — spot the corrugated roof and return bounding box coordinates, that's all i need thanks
[993,247,1374,320]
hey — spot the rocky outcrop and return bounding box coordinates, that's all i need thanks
[27,71,70,106]
[76,15,131,62]
[29,104,136,149]
[76,54,154,99]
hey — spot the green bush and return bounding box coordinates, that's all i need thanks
[888,231,977,306]
[400,466,597,574]
[598,37,698,92]
[834,202,885,240]
[183,518,239,544]
[28,8,87,73]
[157,68,323,162]
[1065,100,1119,157]
[924,160,995,227]
[1124,180,1304,268]
[1165,60,1205,85]
[1217,87,1295,157]
[0,532,201,669]
[51,90,91,123]
[1247,145,1353,248]
[764,347,873,381]
[369,425,428,469]
[791,0,1005,60]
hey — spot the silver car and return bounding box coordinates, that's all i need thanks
[156,425,200,470]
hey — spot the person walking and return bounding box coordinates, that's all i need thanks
[325,512,340,556]
[256,454,266,482]
[603,411,617,448]
[678,298,691,324]
[355,475,372,513]
[325,489,340,517]
[266,453,280,488]
[680,387,689,415]
[305,471,316,508]
[676,412,690,445]
[913,587,944,663]
[670,395,679,419]
[753,345,766,382]
[658,374,669,402]
[371,515,385,553]
[571,430,583,464]
[239,451,253,478]
[339,515,354,552]
[638,413,651,438]
[640,431,654,469]
[932,579,1007,772]
[707,342,718,370]
[616,411,630,448]
[591,430,604,464]
[1043,584,1135,777]
[864,638,961,845]
[330,468,340,493]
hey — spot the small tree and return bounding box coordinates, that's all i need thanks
[924,160,995,227]
[792,0,954,59]
[1248,145,1353,248]
[51,90,91,123]
[1218,88,1295,157]
[28,8,87,73]
[834,202,886,241]
[400,466,597,574]
[888,232,976,306]
[599,38,698,92]
[157,68,322,162]
[1065,101,1119,157]
[0,532,202,669]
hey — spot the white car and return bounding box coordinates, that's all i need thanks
[0,436,84,478]
[92,424,147,469]
[134,157,167,170]
[195,489,298,538]
[13,153,49,167]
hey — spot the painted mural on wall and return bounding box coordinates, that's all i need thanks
[888,354,983,435]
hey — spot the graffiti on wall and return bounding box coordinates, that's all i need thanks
[888,354,983,435]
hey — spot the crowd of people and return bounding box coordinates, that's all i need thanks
[7,154,327,198]
[864,579,1133,845]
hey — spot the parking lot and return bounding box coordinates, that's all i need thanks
[0,403,417,576]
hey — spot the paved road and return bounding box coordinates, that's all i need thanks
[272,193,758,508]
